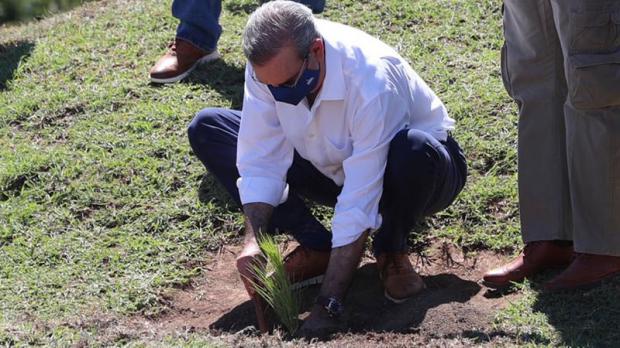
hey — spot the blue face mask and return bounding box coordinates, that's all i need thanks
[268,63,320,106]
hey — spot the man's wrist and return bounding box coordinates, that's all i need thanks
[315,295,344,318]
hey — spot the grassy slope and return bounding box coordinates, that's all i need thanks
[1,0,618,346]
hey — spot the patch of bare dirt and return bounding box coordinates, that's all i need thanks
[120,240,519,346]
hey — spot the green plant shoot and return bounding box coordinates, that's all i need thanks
[249,235,301,335]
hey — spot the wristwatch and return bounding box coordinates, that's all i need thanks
[315,295,344,318]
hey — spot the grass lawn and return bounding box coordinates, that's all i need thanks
[1,0,619,346]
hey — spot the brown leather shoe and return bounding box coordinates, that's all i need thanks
[283,245,330,290]
[237,245,329,332]
[376,253,426,303]
[482,241,573,288]
[544,253,620,291]
[149,38,220,84]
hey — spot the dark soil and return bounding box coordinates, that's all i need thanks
[122,241,520,346]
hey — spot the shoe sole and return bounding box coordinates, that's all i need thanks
[150,50,221,84]
[383,282,427,304]
[378,266,427,304]
[291,274,324,291]
[481,279,518,289]
[384,290,409,304]
[481,262,573,289]
[544,270,620,293]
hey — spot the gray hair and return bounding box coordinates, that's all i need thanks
[242,1,320,66]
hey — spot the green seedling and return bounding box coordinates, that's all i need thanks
[250,235,301,335]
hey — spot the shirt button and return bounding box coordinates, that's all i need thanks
[308,132,315,138]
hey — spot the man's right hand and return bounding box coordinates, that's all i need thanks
[237,202,275,333]
[235,236,262,296]
[236,238,271,333]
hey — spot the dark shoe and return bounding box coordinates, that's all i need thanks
[544,253,620,291]
[284,245,330,290]
[149,38,220,84]
[482,241,573,288]
[376,253,425,303]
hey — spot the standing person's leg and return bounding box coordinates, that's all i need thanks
[483,0,574,288]
[173,0,222,53]
[373,129,467,302]
[506,0,572,243]
[150,0,221,83]
[544,0,620,290]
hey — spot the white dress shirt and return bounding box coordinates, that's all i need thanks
[237,19,455,248]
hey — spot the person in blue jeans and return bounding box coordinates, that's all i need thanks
[150,0,326,83]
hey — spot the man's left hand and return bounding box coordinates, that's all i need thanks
[297,304,339,339]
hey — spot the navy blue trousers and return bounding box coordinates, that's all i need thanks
[188,108,467,255]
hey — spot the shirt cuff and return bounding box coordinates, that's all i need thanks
[237,176,287,206]
[331,208,382,248]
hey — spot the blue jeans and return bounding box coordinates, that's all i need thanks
[173,0,222,52]
[173,0,327,52]
[188,108,467,255]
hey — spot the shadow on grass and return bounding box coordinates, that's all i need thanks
[186,59,245,110]
[532,276,620,347]
[0,40,35,90]
[210,264,480,337]
[198,172,240,211]
[459,329,552,346]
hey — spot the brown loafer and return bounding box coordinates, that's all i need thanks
[544,253,620,292]
[149,37,220,84]
[283,245,330,290]
[376,253,426,303]
[482,241,573,288]
[236,245,329,332]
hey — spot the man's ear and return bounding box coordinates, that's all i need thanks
[310,37,323,55]
[309,38,324,64]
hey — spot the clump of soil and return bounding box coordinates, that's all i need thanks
[122,240,519,345]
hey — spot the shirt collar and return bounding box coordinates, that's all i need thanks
[316,32,346,102]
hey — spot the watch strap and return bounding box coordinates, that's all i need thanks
[315,295,343,318]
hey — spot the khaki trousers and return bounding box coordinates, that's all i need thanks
[503,0,620,255]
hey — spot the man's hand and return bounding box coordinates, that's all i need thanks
[236,235,261,295]
[299,230,369,337]
[236,240,271,333]
[297,304,339,338]
[236,202,274,333]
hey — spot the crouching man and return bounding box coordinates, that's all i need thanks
[188,0,467,335]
